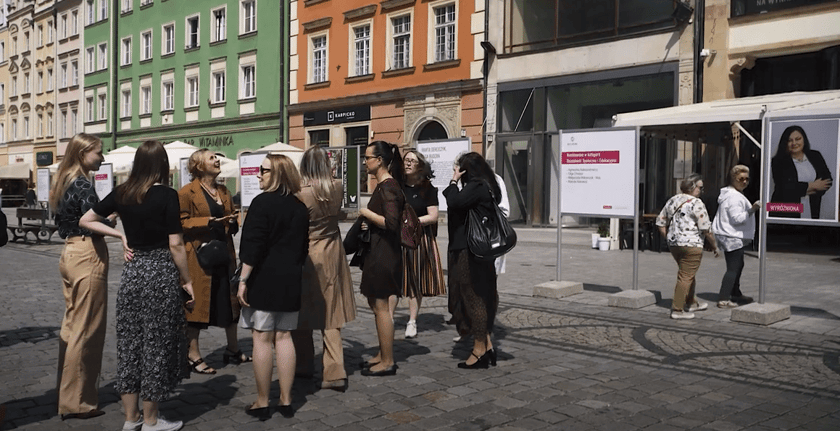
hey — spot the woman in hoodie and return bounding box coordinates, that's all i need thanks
[712,165,760,309]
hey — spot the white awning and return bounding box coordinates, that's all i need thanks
[0,162,31,179]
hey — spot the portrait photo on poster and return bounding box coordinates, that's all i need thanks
[766,116,839,225]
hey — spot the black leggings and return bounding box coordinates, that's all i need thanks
[718,246,745,301]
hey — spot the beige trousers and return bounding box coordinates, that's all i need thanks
[57,236,108,415]
[291,328,347,382]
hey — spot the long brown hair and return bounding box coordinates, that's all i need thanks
[299,146,335,202]
[263,154,301,195]
[117,141,170,205]
[49,133,102,208]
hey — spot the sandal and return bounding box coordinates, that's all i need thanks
[188,357,217,374]
[223,348,252,365]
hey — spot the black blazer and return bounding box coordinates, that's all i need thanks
[239,191,309,312]
[443,180,496,251]
[770,149,833,219]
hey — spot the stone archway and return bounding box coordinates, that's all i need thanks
[417,120,449,141]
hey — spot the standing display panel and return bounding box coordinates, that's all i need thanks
[325,146,360,210]
[416,138,471,212]
[93,164,114,201]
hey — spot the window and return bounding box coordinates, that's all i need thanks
[162,81,173,110]
[162,24,175,55]
[47,21,54,43]
[98,94,107,120]
[311,35,326,83]
[141,0,152,5]
[71,109,78,135]
[353,25,370,76]
[38,114,43,137]
[61,64,67,88]
[241,64,255,98]
[87,0,95,25]
[0,123,4,143]
[12,77,17,96]
[24,117,30,138]
[187,76,199,107]
[37,72,43,93]
[141,31,152,60]
[122,37,132,65]
[11,120,16,140]
[433,4,455,62]
[60,110,67,138]
[186,16,199,48]
[98,43,107,70]
[86,97,94,121]
[24,32,30,52]
[38,25,43,47]
[0,41,4,61]
[47,113,53,136]
[86,47,95,73]
[47,69,53,91]
[61,14,67,39]
[0,84,4,101]
[241,1,256,34]
[71,61,79,85]
[11,37,16,56]
[24,73,30,94]
[212,71,225,103]
[122,0,132,13]
[141,86,151,114]
[391,15,411,69]
[212,7,226,42]
[122,90,131,117]
[100,0,108,21]
[72,10,79,35]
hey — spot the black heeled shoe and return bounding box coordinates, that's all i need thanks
[359,359,380,369]
[457,351,490,369]
[223,348,252,365]
[188,357,217,375]
[361,364,398,376]
[277,404,295,418]
[487,349,497,366]
[245,406,271,421]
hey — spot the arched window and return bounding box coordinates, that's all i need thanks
[417,121,448,141]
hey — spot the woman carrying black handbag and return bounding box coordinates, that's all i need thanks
[442,152,502,370]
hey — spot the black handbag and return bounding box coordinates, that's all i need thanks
[344,217,370,267]
[466,183,516,260]
[196,239,230,268]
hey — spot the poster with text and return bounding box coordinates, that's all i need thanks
[239,153,267,208]
[559,128,637,217]
[417,138,471,212]
[326,146,359,209]
[37,168,50,203]
[765,115,839,226]
[179,158,191,189]
[93,163,113,200]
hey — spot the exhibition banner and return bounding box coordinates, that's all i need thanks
[179,158,191,188]
[94,163,113,200]
[239,153,267,208]
[417,138,471,212]
[325,146,360,209]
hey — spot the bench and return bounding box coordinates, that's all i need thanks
[10,207,59,244]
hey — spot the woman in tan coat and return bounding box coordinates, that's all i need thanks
[291,146,356,391]
[178,149,250,374]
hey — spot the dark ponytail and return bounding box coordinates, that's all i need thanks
[367,140,406,185]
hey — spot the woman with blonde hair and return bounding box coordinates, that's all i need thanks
[51,133,124,420]
[237,154,309,420]
[178,149,249,375]
[291,146,356,392]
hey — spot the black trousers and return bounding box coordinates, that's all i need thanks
[718,247,745,301]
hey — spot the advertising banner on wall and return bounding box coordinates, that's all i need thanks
[239,153,267,209]
[764,114,839,226]
[179,158,191,189]
[37,168,51,203]
[94,163,114,201]
[325,146,360,209]
[559,128,637,218]
[417,138,471,212]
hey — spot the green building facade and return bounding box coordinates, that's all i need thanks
[84,0,287,159]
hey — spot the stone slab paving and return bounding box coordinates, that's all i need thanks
[1,220,839,430]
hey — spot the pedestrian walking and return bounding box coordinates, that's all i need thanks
[656,173,719,320]
[236,154,309,420]
[291,146,356,393]
[392,149,445,339]
[357,141,405,377]
[443,152,501,369]
[80,140,194,431]
[50,133,115,420]
[178,149,250,376]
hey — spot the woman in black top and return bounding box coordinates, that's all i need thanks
[236,154,309,420]
[50,133,119,420]
[81,141,193,431]
[443,152,501,369]
[770,125,833,219]
[357,141,405,377]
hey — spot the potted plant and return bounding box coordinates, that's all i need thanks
[597,222,611,251]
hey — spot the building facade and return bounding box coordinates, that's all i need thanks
[55,0,83,157]
[5,0,37,171]
[289,0,485,192]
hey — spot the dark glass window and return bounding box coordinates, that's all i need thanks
[309,129,330,146]
[417,121,448,141]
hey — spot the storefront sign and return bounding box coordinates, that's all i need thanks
[36,152,54,166]
[94,163,113,200]
[303,106,371,126]
[417,138,472,212]
[731,0,835,17]
[559,129,637,218]
[169,135,236,148]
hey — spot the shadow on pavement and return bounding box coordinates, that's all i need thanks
[2,383,120,429]
[582,283,621,294]
[170,374,238,425]
[790,305,840,320]
[0,326,59,347]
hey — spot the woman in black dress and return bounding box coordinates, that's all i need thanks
[357,141,405,376]
[443,152,501,369]
[770,125,833,219]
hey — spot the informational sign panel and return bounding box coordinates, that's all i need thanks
[36,168,50,203]
[417,138,471,212]
[93,163,114,200]
[179,158,191,188]
[239,153,267,208]
[325,146,360,209]
[764,114,839,226]
[559,128,637,217]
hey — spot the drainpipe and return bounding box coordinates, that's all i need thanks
[693,0,704,104]
[281,1,289,144]
[481,0,489,157]
[110,0,119,149]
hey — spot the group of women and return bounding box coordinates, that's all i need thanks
[53,134,504,429]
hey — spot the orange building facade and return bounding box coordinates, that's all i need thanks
[289,0,485,162]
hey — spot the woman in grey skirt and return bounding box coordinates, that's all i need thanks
[81,141,194,431]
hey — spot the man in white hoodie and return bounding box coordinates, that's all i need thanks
[712,165,760,308]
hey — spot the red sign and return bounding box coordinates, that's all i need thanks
[562,151,620,164]
[766,203,803,213]
[95,174,108,180]
[241,167,260,175]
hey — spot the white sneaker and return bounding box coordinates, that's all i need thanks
[141,417,183,431]
[123,415,143,431]
[688,301,708,312]
[452,335,462,342]
[717,300,738,309]
[670,310,695,320]
[405,320,417,338]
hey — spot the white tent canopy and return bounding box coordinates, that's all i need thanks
[218,142,304,179]
[0,162,31,179]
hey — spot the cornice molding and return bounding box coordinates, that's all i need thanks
[302,17,332,32]
[344,5,377,21]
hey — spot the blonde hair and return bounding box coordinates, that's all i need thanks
[729,164,750,185]
[299,146,335,202]
[263,154,301,195]
[49,133,102,208]
[187,148,214,180]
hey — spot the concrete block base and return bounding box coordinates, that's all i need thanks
[608,290,657,309]
[730,302,791,325]
[533,281,583,299]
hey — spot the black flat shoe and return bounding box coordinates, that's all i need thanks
[277,405,295,418]
[360,364,398,376]
[223,348,252,365]
[359,360,380,369]
[245,406,271,421]
[60,409,105,420]
[321,379,348,392]
[458,351,490,369]
[188,357,216,375]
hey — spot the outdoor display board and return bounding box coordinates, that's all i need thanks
[94,163,113,200]
[559,128,637,217]
[325,146,360,209]
[179,158,191,188]
[764,114,839,226]
[239,153,266,208]
[36,168,50,203]
[417,138,471,212]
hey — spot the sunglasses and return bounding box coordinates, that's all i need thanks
[737,177,750,182]
[259,166,271,175]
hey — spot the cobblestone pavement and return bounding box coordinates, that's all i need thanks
[1,223,839,430]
